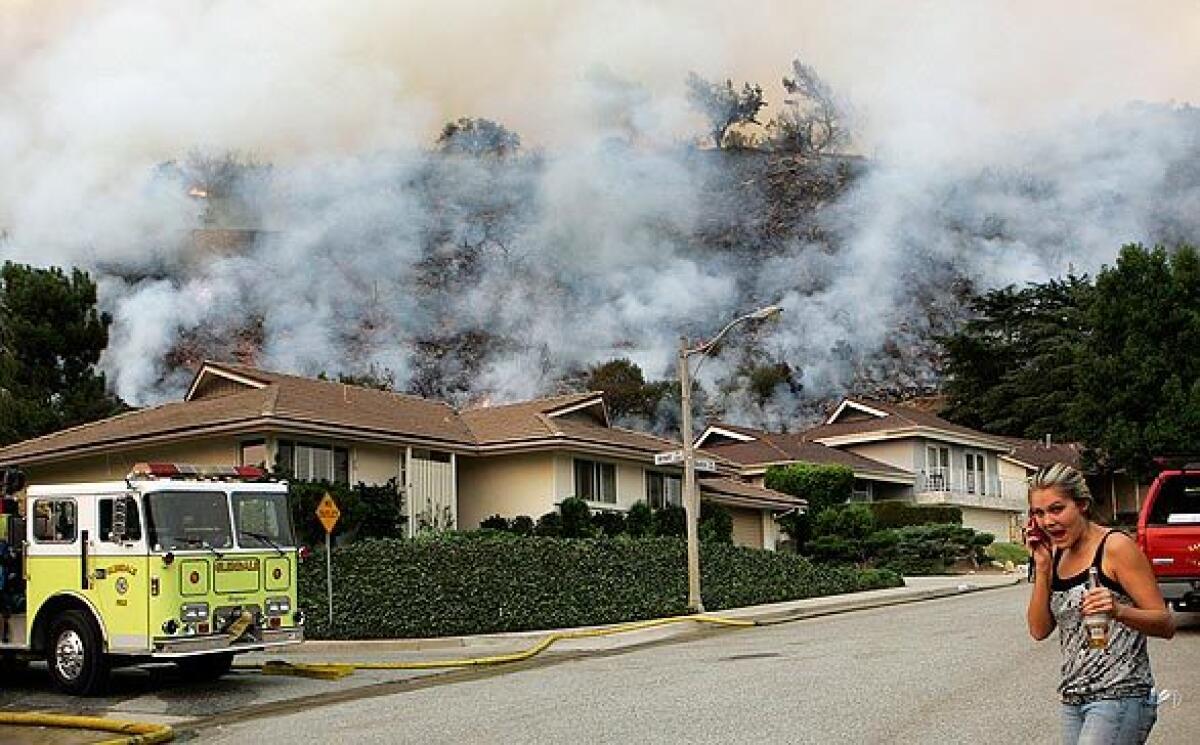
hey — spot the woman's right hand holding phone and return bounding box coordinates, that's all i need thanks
[1025,516,1052,573]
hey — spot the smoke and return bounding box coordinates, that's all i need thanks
[1,1,1198,429]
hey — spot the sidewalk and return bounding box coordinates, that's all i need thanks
[239,573,1020,666]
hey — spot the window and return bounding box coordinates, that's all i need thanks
[926,445,950,490]
[964,453,987,495]
[144,490,233,552]
[574,459,616,504]
[1147,475,1200,526]
[276,440,350,483]
[99,497,142,542]
[232,491,296,547]
[852,479,874,502]
[32,499,77,543]
[646,472,682,509]
[240,439,267,468]
[412,449,451,463]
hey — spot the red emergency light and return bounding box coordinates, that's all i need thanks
[128,462,268,481]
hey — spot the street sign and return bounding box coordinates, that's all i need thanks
[315,491,341,628]
[316,492,341,534]
[654,450,684,466]
[694,458,717,473]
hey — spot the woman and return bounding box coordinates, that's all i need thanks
[1026,463,1175,744]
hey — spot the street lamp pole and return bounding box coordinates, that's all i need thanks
[678,304,783,614]
[677,336,702,612]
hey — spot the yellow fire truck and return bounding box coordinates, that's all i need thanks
[0,463,304,695]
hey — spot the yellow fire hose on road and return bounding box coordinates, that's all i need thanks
[0,711,173,744]
[235,613,756,680]
[0,614,753,743]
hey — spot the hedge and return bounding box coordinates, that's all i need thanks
[297,532,902,639]
[866,500,962,529]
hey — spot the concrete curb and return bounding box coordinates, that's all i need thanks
[276,574,1021,657]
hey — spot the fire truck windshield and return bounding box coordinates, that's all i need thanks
[231,491,295,549]
[144,490,234,552]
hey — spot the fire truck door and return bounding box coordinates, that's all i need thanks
[91,496,149,653]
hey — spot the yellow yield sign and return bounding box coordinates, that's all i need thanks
[315,492,341,628]
[316,492,341,534]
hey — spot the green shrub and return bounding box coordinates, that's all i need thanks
[559,497,594,538]
[866,500,962,529]
[534,511,562,537]
[591,510,627,537]
[880,523,990,575]
[699,502,733,544]
[298,533,903,639]
[480,514,509,531]
[287,479,405,546]
[653,504,686,537]
[764,463,854,515]
[625,502,653,537]
[986,541,1028,565]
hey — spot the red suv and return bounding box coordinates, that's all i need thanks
[1137,463,1200,611]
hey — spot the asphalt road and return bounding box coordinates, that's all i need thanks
[192,585,1199,744]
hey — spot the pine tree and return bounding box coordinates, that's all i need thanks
[0,262,127,445]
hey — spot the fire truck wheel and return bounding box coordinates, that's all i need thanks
[46,610,109,696]
[175,652,234,682]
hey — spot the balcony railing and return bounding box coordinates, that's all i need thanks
[915,471,1028,511]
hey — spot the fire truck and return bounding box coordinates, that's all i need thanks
[0,463,304,695]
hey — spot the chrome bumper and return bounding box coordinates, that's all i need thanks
[1158,578,1200,601]
[150,627,303,658]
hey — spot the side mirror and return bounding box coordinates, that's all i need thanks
[1,468,26,497]
[110,496,130,543]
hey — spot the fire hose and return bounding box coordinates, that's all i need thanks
[0,711,173,744]
[0,614,754,743]
[233,613,756,679]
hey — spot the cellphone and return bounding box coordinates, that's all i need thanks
[1026,512,1051,545]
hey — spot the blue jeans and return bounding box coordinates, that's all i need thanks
[1061,691,1158,744]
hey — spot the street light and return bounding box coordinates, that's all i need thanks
[678,304,783,612]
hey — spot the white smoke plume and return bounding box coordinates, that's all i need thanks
[1,1,1198,430]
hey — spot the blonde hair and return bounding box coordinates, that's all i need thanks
[1028,462,1092,515]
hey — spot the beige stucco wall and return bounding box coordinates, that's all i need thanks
[21,437,241,485]
[457,453,555,529]
[729,506,764,548]
[353,443,402,486]
[844,440,917,472]
[960,507,1021,543]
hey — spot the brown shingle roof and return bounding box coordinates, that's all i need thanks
[698,477,805,509]
[1000,437,1084,470]
[699,425,911,478]
[802,397,1012,446]
[0,386,275,464]
[459,393,597,444]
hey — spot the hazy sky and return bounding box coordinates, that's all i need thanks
[2,1,1198,414]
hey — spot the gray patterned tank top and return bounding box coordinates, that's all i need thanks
[1050,531,1154,705]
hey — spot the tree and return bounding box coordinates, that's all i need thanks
[769,58,849,155]
[1067,244,1200,475]
[685,72,766,149]
[585,358,670,421]
[436,118,521,157]
[0,262,126,446]
[939,276,1090,438]
[938,244,1200,477]
[764,463,855,552]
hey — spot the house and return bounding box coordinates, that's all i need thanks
[0,361,801,550]
[998,437,1146,525]
[698,398,1039,541]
